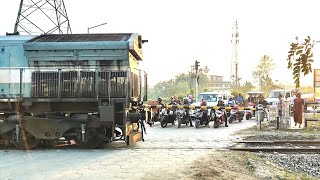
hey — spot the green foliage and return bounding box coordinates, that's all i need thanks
[287,36,315,88]
[252,55,274,90]
[239,81,255,94]
[148,67,210,100]
[231,89,242,98]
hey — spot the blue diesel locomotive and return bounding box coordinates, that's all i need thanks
[0,33,148,149]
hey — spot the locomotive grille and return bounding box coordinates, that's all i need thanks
[31,70,128,98]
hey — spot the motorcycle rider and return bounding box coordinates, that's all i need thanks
[217,99,228,127]
[183,97,193,127]
[168,96,177,120]
[200,98,209,126]
[169,97,175,105]
[236,93,243,104]
[173,96,181,104]
[156,97,165,115]
[228,97,235,106]
[157,97,165,106]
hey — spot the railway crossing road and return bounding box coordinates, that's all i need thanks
[0,120,256,180]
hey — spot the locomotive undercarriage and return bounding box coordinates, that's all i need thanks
[0,100,140,149]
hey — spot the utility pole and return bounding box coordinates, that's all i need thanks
[231,19,239,88]
[235,63,239,89]
[195,60,200,98]
[190,65,194,91]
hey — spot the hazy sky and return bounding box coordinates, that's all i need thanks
[1,0,320,87]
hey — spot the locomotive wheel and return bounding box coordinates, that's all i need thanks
[75,128,104,149]
[11,129,40,150]
[160,117,168,128]
[177,116,182,128]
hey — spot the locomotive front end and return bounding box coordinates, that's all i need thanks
[0,33,148,149]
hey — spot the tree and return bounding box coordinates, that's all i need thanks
[287,36,315,88]
[148,67,211,101]
[252,55,274,91]
[239,81,255,94]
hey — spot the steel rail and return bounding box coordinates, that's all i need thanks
[229,147,320,152]
[234,140,320,144]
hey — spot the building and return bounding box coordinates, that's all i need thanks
[209,75,231,90]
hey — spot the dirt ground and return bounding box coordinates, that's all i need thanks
[142,150,317,180]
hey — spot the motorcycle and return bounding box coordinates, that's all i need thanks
[245,102,257,120]
[149,107,164,126]
[213,109,227,128]
[160,108,177,128]
[177,108,190,128]
[194,109,210,128]
[228,105,245,123]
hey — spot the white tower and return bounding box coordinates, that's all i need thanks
[231,19,239,88]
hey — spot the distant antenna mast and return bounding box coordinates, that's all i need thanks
[231,19,239,88]
[12,0,72,35]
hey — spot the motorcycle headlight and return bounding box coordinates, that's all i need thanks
[169,110,174,115]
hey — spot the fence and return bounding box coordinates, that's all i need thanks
[304,101,320,127]
[269,100,292,129]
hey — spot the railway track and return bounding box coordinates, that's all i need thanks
[229,140,320,152]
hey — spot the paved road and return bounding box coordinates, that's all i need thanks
[0,120,255,180]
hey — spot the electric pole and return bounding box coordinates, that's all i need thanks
[231,19,239,88]
[195,60,200,98]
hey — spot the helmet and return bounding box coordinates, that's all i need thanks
[158,97,162,101]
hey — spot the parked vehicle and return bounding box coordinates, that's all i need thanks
[177,109,191,128]
[149,108,165,126]
[228,107,245,123]
[194,109,210,128]
[160,108,177,128]
[213,109,227,128]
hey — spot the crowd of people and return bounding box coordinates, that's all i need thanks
[151,90,305,128]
